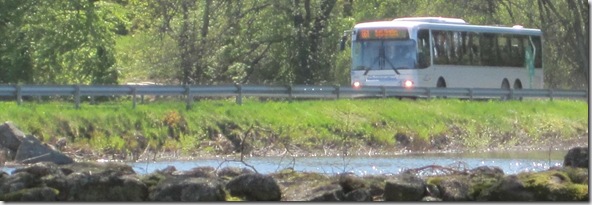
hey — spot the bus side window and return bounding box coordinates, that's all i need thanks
[417,29,431,68]
[531,36,542,68]
[497,35,509,66]
[470,32,481,65]
[457,31,470,65]
[480,33,497,66]
[511,36,525,67]
[432,30,449,65]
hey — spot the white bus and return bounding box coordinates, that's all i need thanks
[343,17,543,90]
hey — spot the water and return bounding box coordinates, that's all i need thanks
[128,150,566,176]
[0,150,567,176]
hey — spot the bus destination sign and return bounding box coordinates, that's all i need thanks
[358,28,408,40]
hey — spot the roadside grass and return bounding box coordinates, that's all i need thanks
[0,97,587,159]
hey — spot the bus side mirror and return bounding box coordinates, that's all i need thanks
[339,33,348,51]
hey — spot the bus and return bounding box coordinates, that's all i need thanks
[342,17,543,91]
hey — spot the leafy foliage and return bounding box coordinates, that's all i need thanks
[0,0,119,84]
[0,0,587,89]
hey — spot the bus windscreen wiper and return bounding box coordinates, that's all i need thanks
[365,41,400,75]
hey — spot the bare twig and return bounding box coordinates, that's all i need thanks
[216,125,259,173]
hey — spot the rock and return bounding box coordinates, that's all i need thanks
[344,188,372,201]
[157,165,177,175]
[437,177,471,201]
[149,177,226,201]
[0,187,58,201]
[226,173,281,201]
[470,166,504,177]
[477,175,535,201]
[0,122,26,159]
[305,184,345,201]
[66,170,148,201]
[359,175,389,200]
[172,166,216,178]
[338,173,366,193]
[59,161,136,176]
[14,135,74,165]
[564,147,588,168]
[467,166,504,199]
[3,162,68,200]
[270,169,334,201]
[0,122,26,151]
[383,173,426,201]
[217,166,255,179]
[560,167,589,184]
[12,162,65,178]
[421,196,442,201]
[425,183,440,197]
[0,172,41,196]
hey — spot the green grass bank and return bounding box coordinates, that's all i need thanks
[0,98,588,161]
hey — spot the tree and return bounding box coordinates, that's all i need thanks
[536,0,589,89]
[0,0,119,84]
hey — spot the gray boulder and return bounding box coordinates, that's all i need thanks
[305,184,345,201]
[226,173,282,201]
[564,146,588,168]
[383,173,426,201]
[149,176,226,201]
[477,175,535,201]
[344,188,373,201]
[0,122,26,160]
[172,166,217,178]
[217,166,255,179]
[0,187,58,201]
[66,169,148,201]
[437,177,471,201]
[14,135,74,165]
[0,171,41,196]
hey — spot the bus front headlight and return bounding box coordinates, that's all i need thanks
[403,80,414,88]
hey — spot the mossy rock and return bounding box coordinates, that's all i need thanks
[270,169,334,201]
[558,167,588,184]
[468,170,504,199]
[139,172,168,189]
[0,187,59,201]
[517,170,588,201]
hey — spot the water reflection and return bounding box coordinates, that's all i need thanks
[0,150,567,176]
[129,150,565,176]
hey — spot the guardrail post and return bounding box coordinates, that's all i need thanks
[549,89,554,101]
[16,85,22,105]
[74,85,80,109]
[426,88,431,98]
[381,86,386,98]
[468,88,474,100]
[131,86,137,109]
[235,84,242,105]
[334,85,340,99]
[185,85,192,110]
[287,84,293,102]
[509,89,514,100]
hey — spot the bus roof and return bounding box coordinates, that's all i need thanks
[354,17,541,36]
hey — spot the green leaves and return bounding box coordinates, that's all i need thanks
[0,0,118,84]
[0,0,586,89]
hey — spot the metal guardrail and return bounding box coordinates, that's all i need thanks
[0,84,587,109]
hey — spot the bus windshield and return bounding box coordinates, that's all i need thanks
[352,40,417,73]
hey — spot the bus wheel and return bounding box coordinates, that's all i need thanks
[436,78,447,99]
[513,80,523,101]
[500,79,511,101]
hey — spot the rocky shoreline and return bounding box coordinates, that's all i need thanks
[0,122,589,201]
[0,146,588,201]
